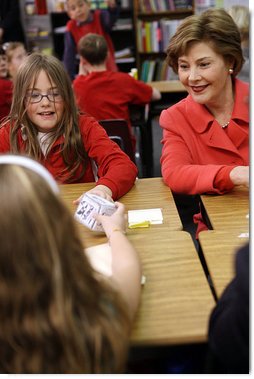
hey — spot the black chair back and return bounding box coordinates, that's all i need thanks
[99,119,136,163]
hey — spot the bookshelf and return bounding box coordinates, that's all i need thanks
[19,0,54,54]
[133,0,195,82]
[110,2,136,72]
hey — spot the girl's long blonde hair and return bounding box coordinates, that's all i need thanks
[0,163,130,373]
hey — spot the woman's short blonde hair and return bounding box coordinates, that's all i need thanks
[166,7,244,76]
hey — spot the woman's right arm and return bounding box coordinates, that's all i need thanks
[93,202,142,321]
[160,108,249,194]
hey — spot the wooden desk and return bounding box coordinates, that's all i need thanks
[199,230,249,298]
[201,186,249,232]
[60,181,214,345]
[60,177,183,236]
[130,230,215,345]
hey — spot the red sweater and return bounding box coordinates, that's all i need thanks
[73,70,153,147]
[0,77,12,122]
[160,79,249,195]
[0,114,137,199]
[67,10,117,72]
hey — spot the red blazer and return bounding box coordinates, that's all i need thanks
[160,79,249,195]
[0,115,137,199]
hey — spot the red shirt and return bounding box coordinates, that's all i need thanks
[0,114,137,199]
[73,71,153,147]
[160,79,249,195]
[0,77,12,122]
[67,10,117,72]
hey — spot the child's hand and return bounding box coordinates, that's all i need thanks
[73,185,113,205]
[87,185,113,202]
[93,202,126,238]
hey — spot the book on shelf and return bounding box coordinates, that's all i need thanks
[114,47,133,58]
[116,57,135,63]
[140,59,179,82]
[139,0,182,12]
[173,0,193,9]
[137,19,180,53]
[140,60,149,82]
[112,18,132,30]
[145,22,152,52]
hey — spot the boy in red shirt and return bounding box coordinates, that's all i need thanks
[63,0,119,80]
[73,33,161,150]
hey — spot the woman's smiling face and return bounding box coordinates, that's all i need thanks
[178,41,232,107]
[25,70,64,132]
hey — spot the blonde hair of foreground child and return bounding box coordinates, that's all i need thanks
[0,155,140,374]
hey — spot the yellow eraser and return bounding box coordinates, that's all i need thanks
[128,221,150,229]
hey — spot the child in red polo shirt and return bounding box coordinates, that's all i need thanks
[63,0,118,80]
[73,33,161,151]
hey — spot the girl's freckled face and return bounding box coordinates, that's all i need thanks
[26,70,64,132]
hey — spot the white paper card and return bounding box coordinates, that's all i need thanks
[238,232,249,238]
[128,208,163,225]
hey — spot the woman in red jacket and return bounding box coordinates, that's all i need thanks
[160,8,249,196]
[0,52,137,202]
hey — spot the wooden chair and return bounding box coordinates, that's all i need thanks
[99,119,136,164]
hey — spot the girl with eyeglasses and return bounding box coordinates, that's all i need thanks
[0,52,138,202]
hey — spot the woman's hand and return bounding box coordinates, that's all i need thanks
[93,202,126,238]
[230,166,249,187]
[73,185,113,205]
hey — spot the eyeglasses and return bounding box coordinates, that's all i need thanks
[25,91,62,104]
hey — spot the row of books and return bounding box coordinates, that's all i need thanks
[139,0,193,12]
[140,59,179,82]
[137,19,180,53]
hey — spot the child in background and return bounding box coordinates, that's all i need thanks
[63,0,119,80]
[73,33,161,151]
[0,45,12,121]
[0,52,137,202]
[0,154,141,373]
[228,5,249,82]
[4,41,27,79]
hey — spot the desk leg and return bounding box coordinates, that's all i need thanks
[139,116,154,178]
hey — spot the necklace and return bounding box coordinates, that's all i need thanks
[221,121,230,128]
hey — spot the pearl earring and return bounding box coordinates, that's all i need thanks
[229,68,233,74]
